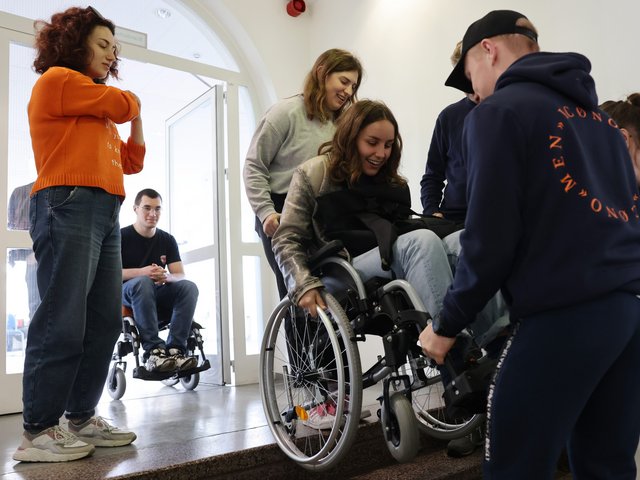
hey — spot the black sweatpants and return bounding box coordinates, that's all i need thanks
[483,291,640,479]
[255,192,288,300]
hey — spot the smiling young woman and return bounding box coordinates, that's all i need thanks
[272,99,452,323]
[243,48,363,299]
[14,6,144,463]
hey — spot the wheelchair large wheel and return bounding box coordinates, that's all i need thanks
[403,358,484,440]
[381,392,419,463]
[107,365,126,400]
[260,292,362,472]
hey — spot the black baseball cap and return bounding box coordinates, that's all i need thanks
[445,10,538,93]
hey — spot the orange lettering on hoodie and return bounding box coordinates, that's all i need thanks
[549,136,563,149]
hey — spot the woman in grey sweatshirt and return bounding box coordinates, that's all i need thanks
[243,48,363,298]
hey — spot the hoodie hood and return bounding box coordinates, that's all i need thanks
[496,52,597,109]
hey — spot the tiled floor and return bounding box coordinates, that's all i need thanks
[0,369,267,479]
[1,366,638,479]
[0,368,385,480]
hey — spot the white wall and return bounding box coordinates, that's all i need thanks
[306,0,640,208]
[197,0,314,115]
[197,0,640,385]
[208,0,640,210]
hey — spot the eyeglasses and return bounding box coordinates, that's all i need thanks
[138,206,162,214]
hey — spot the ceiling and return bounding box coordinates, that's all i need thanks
[1,0,246,188]
[0,0,238,71]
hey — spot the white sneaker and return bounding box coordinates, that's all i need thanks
[67,416,136,447]
[13,426,95,462]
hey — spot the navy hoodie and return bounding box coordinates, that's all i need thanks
[420,97,476,220]
[436,52,640,337]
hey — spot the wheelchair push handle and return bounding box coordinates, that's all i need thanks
[308,240,344,270]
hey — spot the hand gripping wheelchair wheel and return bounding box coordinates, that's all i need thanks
[260,292,362,472]
[406,332,487,440]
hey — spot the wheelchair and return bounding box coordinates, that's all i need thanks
[259,240,485,472]
[107,306,211,400]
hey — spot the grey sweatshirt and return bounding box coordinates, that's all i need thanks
[243,95,336,224]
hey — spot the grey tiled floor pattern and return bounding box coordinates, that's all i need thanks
[0,367,386,479]
[0,367,637,479]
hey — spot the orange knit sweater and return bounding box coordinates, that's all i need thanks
[28,66,145,197]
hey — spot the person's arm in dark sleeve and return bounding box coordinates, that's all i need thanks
[434,104,527,337]
[420,116,447,216]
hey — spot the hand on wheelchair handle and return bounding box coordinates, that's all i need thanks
[419,323,456,365]
[263,213,281,237]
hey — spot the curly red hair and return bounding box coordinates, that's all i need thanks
[33,6,120,82]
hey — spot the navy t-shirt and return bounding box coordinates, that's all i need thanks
[121,225,181,270]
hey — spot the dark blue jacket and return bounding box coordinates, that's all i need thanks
[436,52,640,337]
[420,97,476,221]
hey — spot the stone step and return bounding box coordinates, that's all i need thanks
[115,420,483,480]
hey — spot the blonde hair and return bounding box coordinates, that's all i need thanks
[500,18,540,55]
[451,41,463,66]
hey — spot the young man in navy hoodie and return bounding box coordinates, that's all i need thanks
[420,10,640,479]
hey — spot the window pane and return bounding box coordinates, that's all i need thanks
[114,59,219,226]
[243,256,262,355]
[6,248,38,374]
[239,86,259,243]
[184,258,218,356]
[8,43,38,199]
[168,94,215,250]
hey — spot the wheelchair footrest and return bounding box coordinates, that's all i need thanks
[133,359,211,381]
[182,359,211,377]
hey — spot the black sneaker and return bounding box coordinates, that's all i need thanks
[446,425,484,458]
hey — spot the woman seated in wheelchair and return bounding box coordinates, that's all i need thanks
[272,99,452,321]
[271,100,457,429]
[272,100,504,442]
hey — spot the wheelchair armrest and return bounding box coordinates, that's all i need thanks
[308,240,344,270]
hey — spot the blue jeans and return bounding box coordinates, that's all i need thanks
[352,229,452,317]
[122,276,198,354]
[23,187,123,433]
[443,229,510,347]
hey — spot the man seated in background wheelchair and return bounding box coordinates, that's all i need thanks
[272,99,489,428]
[121,188,199,373]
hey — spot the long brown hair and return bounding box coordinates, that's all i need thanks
[303,48,363,122]
[322,100,405,187]
[33,6,120,82]
[601,93,640,144]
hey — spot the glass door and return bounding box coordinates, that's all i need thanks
[0,7,258,414]
[166,85,226,385]
[1,31,40,415]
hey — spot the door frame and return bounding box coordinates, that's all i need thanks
[0,9,261,415]
[165,84,229,385]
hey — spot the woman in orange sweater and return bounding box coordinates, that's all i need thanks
[13,7,145,463]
